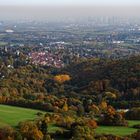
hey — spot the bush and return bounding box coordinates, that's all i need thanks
[0,126,19,140]
[87,119,98,129]
[71,125,95,140]
[131,130,140,140]
[125,108,140,120]
[133,124,140,129]
[95,134,125,140]
[19,121,43,140]
[99,106,128,126]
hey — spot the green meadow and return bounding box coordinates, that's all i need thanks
[0,104,62,133]
[0,104,45,127]
[0,104,139,136]
[96,120,140,136]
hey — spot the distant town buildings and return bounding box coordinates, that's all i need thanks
[29,51,64,68]
[1,19,140,68]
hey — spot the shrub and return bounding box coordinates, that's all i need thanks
[87,120,98,129]
[125,108,140,120]
[19,121,43,140]
[133,124,140,129]
[95,134,125,140]
[71,124,95,140]
[99,106,128,126]
[131,130,140,140]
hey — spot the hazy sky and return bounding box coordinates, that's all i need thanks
[0,0,140,20]
[0,0,140,6]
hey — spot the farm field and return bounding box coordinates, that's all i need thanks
[96,120,140,136]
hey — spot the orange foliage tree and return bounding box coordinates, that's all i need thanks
[54,74,71,84]
[99,105,128,126]
[19,121,43,140]
[87,120,98,129]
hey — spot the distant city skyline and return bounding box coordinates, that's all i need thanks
[0,0,140,6]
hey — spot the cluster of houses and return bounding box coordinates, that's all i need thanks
[29,51,64,68]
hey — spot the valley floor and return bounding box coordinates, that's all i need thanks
[0,104,140,137]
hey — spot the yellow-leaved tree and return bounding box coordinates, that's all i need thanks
[62,101,68,112]
[54,74,71,84]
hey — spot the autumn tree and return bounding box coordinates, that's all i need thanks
[99,106,128,126]
[54,74,71,84]
[87,119,98,129]
[0,126,20,140]
[71,124,95,140]
[99,101,108,111]
[19,121,43,140]
[104,92,117,100]
[37,119,48,136]
[62,101,68,112]
[88,104,99,114]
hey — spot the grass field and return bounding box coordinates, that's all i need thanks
[96,120,140,136]
[0,104,139,136]
[0,104,46,127]
[0,104,62,133]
